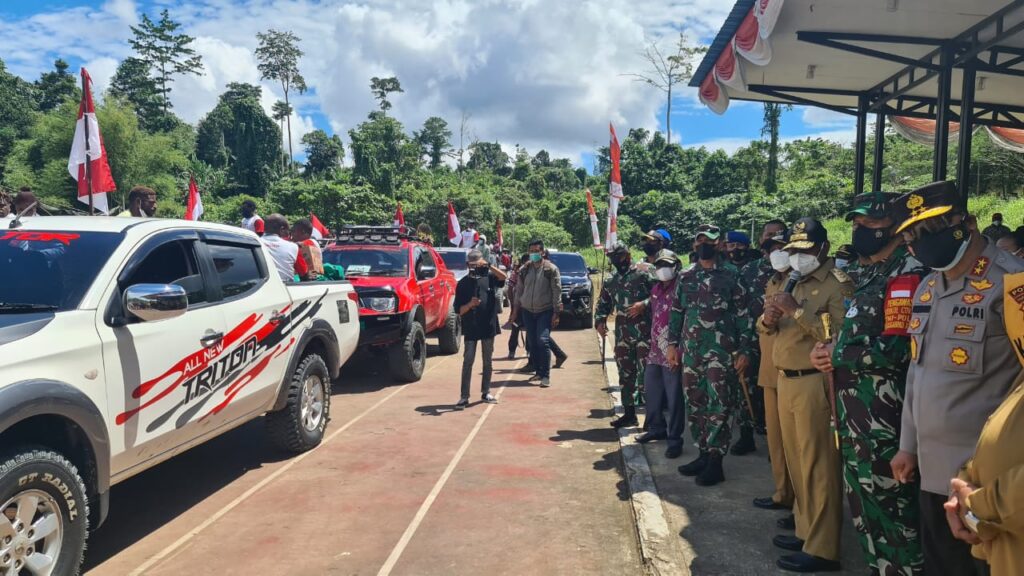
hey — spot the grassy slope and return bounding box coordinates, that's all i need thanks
[823,193,1024,248]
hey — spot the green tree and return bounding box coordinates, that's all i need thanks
[467,141,510,175]
[370,76,403,113]
[761,103,791,195]
[256,29,307,166]
[626,33,706,142]
[271,100,291,169]
[109,57,176,132]
[34,59,78,112]
[129,9,204,115]
[195,83,281,196]
[414,116,452,169]
[0,58,38,181]
[301,129,344,178]
[348,112,420,197]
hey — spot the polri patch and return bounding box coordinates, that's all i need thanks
[962,293,985,305]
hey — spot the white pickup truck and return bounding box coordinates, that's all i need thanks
[0,216,359,574]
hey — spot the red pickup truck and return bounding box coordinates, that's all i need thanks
[323,227,460,381]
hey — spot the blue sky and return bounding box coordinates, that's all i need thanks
[0,0,857,172]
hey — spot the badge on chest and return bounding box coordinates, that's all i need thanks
[882,274,920,336]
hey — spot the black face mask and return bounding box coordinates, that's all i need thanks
[612,258,631,274]
[910,224,969,270]
[642,243,660,256]
[727,248,746,261]
[695,244,717,261]
[852,225,890,257]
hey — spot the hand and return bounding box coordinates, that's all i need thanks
[551,314,560,328]
[762,304,782,328]
[944,494,982,545]
[773,293,800,316]
[667,345,680,371]
[810,342,835,373]
[596,321,608,337]
[890,450,918,484]
[469,297,481,310]
[733,353,749,375]
[950,478,980,514]
[626,301,646,319]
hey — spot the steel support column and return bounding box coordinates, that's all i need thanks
[854,96,869,195]
[957,63,977,208]
[872,112,885,192]
[934,46,953,181]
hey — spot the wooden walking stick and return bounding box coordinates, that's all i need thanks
[821,312,841,450]
[737,369,756,422]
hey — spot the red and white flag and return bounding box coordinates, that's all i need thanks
[606,123,623,249]
[447,201,462,245]
[68,68,116,214]
[585,188,601,248]
[184,175,203,221]
[393,202,405,228]
[496,217,504,250]
[310,213,330,240]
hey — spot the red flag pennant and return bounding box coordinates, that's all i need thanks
[447,201,461,245]
[310,213,330,239]
[68,68,116,214]
[394,202,405,228]
[184,175,203,221]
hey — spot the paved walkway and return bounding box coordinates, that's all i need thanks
[84,328,641,575]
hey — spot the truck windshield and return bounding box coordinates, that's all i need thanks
[0,230,122,312]
[323,247,410,277]
[547,253,587,275]
[438,251,468,271]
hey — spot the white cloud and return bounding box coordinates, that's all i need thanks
[801,108,856,129]
[84,57,120,94]
[684,137,753,155]
[785,128,858,147]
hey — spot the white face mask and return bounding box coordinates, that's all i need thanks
[790,252,822,275]
[835,258,848,270]
[769,250,791,272]
[655,267,676,281]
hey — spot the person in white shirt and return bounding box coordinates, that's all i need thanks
[460,220,478,248]
[240,200,265,236]
[260,214,308,282]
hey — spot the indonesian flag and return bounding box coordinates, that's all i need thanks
[447,201,462,245]
[394,202,405,228]
[496,217,504,250]
[310,213,330,240]
[606,123,622,249]
[184,175,203,221]
[586,188,601,248]
[68,68,116,214]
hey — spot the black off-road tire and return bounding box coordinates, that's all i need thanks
[0,447,89,576]
[436,309,461,355]
[390,321,427,382]
[267,354,331,453]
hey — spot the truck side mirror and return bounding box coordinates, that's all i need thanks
[124,284,188,322]
[587,267,598,275]
[417,264,437,280]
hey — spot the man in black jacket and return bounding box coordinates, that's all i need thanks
[455,250,508,409]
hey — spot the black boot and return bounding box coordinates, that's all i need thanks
[677,451,708,476]
[730,426,756,456]
[695,453,725,486]
[610,406,638,428]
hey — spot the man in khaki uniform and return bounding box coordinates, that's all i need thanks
[759,217,852,573]
[890,181,1024,575]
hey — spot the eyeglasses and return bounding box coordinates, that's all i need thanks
[901,214,959,242]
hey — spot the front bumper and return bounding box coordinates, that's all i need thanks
[561,289,592,317]
[358,312,405,346]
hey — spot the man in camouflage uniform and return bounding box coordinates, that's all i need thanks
[810,193,926,575]
[668,224,751,486]
[595,242,654,428]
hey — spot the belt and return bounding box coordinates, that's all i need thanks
[781,368,819,378]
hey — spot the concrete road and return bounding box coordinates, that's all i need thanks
[83,327,641,575]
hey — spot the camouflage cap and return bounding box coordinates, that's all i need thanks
[694,224,721,241]
[845,192,900,221]
[653,249,680,267]
[607,241,630,257]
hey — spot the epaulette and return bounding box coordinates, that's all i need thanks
[831,267,852,283]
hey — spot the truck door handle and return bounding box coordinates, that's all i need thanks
[200,331,224,348]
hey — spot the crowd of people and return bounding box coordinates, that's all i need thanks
[589,181,1024,575]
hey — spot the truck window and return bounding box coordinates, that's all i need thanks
[207,243,264,299]
[121,240,207,306]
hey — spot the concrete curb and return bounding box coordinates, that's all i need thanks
[598,334,691,576]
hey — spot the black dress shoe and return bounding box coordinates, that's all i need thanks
[678,452,708,476]
[772,535,805,552]
[664,445,683,459]
[753,497,788,510]
[730,426,756,455]
[553,355,568,369]
[776,514,795,530]
[776,552,840,573]
[695,453,725,486]
[635,432,667,444]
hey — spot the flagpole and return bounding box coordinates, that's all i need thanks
[81,70,94,215]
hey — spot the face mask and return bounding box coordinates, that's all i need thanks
[789,252,821,275]
[911,224,969,271]
[642,244,660,256]
[835,259,848,270]
[995,220,1003,227]
[529,253,542,263]
[695,243,717,261]
[852,225,889,257]
[655,267,676,281]
[728,249,747,261]
[612,259,631,274]
[769,250,790,272]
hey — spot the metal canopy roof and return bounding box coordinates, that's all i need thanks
[691,0,1024,128]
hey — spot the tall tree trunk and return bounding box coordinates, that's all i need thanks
[159,62,168,114]
[666,85,672,143]
[284,90,294,172]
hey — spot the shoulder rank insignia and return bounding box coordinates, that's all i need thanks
[970,256,991,278]
[831,267,851,283]
[927,277,936,287]
[909,317,922,330]
[962,293,985,305]
[970,278,994,291]
[919,291,933,303]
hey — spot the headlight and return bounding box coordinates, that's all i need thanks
[571,281,592,294]
[361,296,397,313]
